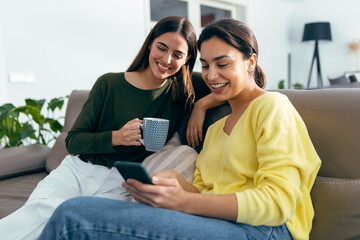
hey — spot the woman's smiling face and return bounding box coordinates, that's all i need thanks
[148,32,189,81]
[199,36,256,102]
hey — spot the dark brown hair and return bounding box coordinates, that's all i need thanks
[127,16,197,105]
[197,18,266,88]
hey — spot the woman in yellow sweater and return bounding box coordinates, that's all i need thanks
[39,18,321,240]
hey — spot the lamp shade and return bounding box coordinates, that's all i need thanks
[302,22,332,41]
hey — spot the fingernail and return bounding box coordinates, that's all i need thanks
[152,176,159,184]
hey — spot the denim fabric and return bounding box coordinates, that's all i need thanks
[39,196,292,240]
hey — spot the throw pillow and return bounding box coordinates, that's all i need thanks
[142,132,198,183]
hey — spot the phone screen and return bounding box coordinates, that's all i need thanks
[115,161,152,184]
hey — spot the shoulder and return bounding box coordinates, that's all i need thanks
[89,72,125,97]
[96,72,124,85]
[254,92,290,106]
[249,92,301,127]
[92,72,124,90]
[251,92,293,113]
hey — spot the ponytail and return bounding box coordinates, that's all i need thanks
[254,65,266,89]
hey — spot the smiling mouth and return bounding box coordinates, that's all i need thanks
[211,83,228,89]
[157,62,170,72]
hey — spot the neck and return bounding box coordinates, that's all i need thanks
[227,84,266,116]
[137,67,168,90]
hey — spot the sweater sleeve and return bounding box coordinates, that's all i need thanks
[65,75,115,155]
[235,94,315,226]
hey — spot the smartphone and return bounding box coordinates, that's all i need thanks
[115,161,152,184]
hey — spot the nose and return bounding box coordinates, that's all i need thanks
[162,52,172,65]
[207,66,218,81]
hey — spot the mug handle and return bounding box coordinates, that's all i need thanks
[136,122,144,145]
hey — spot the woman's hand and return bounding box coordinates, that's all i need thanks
[112,118,143,147]
[122,170,189,211]
[186,102,206,148]
[186,94,225,148]
[122,170,237,221]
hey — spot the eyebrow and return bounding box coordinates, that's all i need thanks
[157,42,186,55]
[200,55,229,62]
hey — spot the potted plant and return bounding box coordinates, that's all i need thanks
[278,79,304,90]
[0,96,68,148]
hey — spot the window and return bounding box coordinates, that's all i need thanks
[201,5,231,28]
[146,0,248,33]
[150,0,188,22]
[146,0,248,71]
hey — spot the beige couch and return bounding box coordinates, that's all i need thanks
[0,89,359,240]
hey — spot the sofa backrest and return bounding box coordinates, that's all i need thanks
[63,90,90,132]
[46,90,89,171]
[47,88,360,180]
[278,89,360,179]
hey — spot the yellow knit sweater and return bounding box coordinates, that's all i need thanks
[193,92,321,240]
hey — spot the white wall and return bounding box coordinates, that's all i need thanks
[248,0,292,89]
[0,23,6,103]
[0,0,146,106]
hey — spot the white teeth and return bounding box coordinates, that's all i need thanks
[158,63,169,70]
[211,83,227,89]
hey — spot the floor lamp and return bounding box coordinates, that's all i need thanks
[302,22,332,89]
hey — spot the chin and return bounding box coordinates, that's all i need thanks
[212,93,228,102]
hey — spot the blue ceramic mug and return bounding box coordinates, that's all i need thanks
[138,118,170,152]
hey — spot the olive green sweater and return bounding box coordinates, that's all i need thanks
[65,72,206,168]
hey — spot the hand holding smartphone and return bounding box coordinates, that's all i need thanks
[115,161,152,184]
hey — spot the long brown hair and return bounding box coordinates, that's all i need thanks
[127,16,197,105]
[197,18,266,88]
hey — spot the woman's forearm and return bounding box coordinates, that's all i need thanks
[195,93,225,110]
[182,192,238,222]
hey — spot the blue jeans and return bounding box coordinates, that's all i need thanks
[38,196,292,240]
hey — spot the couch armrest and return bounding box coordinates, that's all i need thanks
[0,144,51,180]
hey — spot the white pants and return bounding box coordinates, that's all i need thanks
[0,155,129,240]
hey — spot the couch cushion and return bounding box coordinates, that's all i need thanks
[0,145,50,180]
[0,172,47,219]
[310,176,360,240]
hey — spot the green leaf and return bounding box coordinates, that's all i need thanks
[14,106,29,114]
[19,128,36,139]
[25,98,46,111]
[46,118,63,132]
[26,105,44,125]
[292,82,304,89]
[278,80,285,89]
[48,98,65,112]
[0,110,11,123]
[0,103,16,114]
